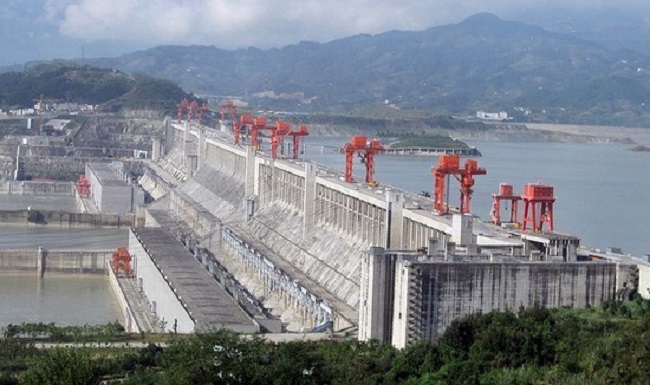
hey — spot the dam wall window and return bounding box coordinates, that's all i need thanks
[314,184,386,245]
[403,218,447,251]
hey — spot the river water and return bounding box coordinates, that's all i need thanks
[0,275,121,327]
[302,138,650,257]
[0,224,128,328]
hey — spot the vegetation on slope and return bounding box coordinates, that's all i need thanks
[0,63,192,113]
[385,135,472,149]
[1,298,650,384]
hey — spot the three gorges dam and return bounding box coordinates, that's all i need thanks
[3,111,649,348]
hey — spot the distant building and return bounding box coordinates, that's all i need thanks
[476,110,508,120]
[42,119,71,136]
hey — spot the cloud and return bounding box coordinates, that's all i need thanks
[42,0,650,49]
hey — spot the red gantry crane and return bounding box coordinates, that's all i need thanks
[76,175,91,198]
[234,114,254,145]
[521,183,555,233]
[288,124,309,160]
[431,154,486,215]
[251,116,271,150]
[177,97,190,123]
[219,100,237,121]
[112,247,132,278]
[343,136,385,184]
[187,100,199,128]
[490,183,521,226]
[271,120,292,159]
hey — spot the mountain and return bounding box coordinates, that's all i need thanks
[91,13,650,126]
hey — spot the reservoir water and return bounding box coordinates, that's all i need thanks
[303,138,650,257]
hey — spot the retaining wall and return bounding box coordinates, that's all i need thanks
[0,249,111,275]
[0,209,142,228]
[0,181,75,196]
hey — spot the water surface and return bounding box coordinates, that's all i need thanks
[302,138,650,257]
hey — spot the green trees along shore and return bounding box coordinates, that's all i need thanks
[1,298,650,384]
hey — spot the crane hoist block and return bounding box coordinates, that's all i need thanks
[438,154,460,169]
[523,184,554,200]
[499,183,514,197]
[351,136,368,147]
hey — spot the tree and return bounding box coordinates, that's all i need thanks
[19,348,99,385]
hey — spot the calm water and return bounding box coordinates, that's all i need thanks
[0,275,121,327]
[0,226,128,327]
[303,138,650,257]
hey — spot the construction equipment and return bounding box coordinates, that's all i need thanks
[177,98,190,123]
[76,175,91,198]
[490,183,520,226]
[271,120,292,159]
[112,247,132,278]
[251,116,269,149]
[234,114,254,145]
[431,154,486,215]
[343,136,385,184]
[521,183,555,233]
[288,124,309,159]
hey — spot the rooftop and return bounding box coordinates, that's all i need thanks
[87,163,128,187]
[131,227,257,331]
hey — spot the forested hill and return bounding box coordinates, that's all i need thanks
[91,13,650,127]
[0,63,192,112]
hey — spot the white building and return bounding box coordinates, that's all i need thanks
[476,110,508,120]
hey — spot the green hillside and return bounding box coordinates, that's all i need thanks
[0,63,191,112]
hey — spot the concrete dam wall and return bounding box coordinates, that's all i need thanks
[139,121,625,331]
[139,122,458,325]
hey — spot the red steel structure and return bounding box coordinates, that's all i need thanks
[288,124,309,160]
[234,114,254,145]
[521,183,555,233]
[490,183,521,226]
[112,247,132,278]
[76,175,91,198]
[187,100,199,127]
[343,136,385,183]
[195,102,208,128]
[251,116,270,149]
[219,100,237,121]
[431,154,486,215]
[177,97,189,123]
[271,120,292,159]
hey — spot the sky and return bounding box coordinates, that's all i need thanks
[1,0,648,65]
